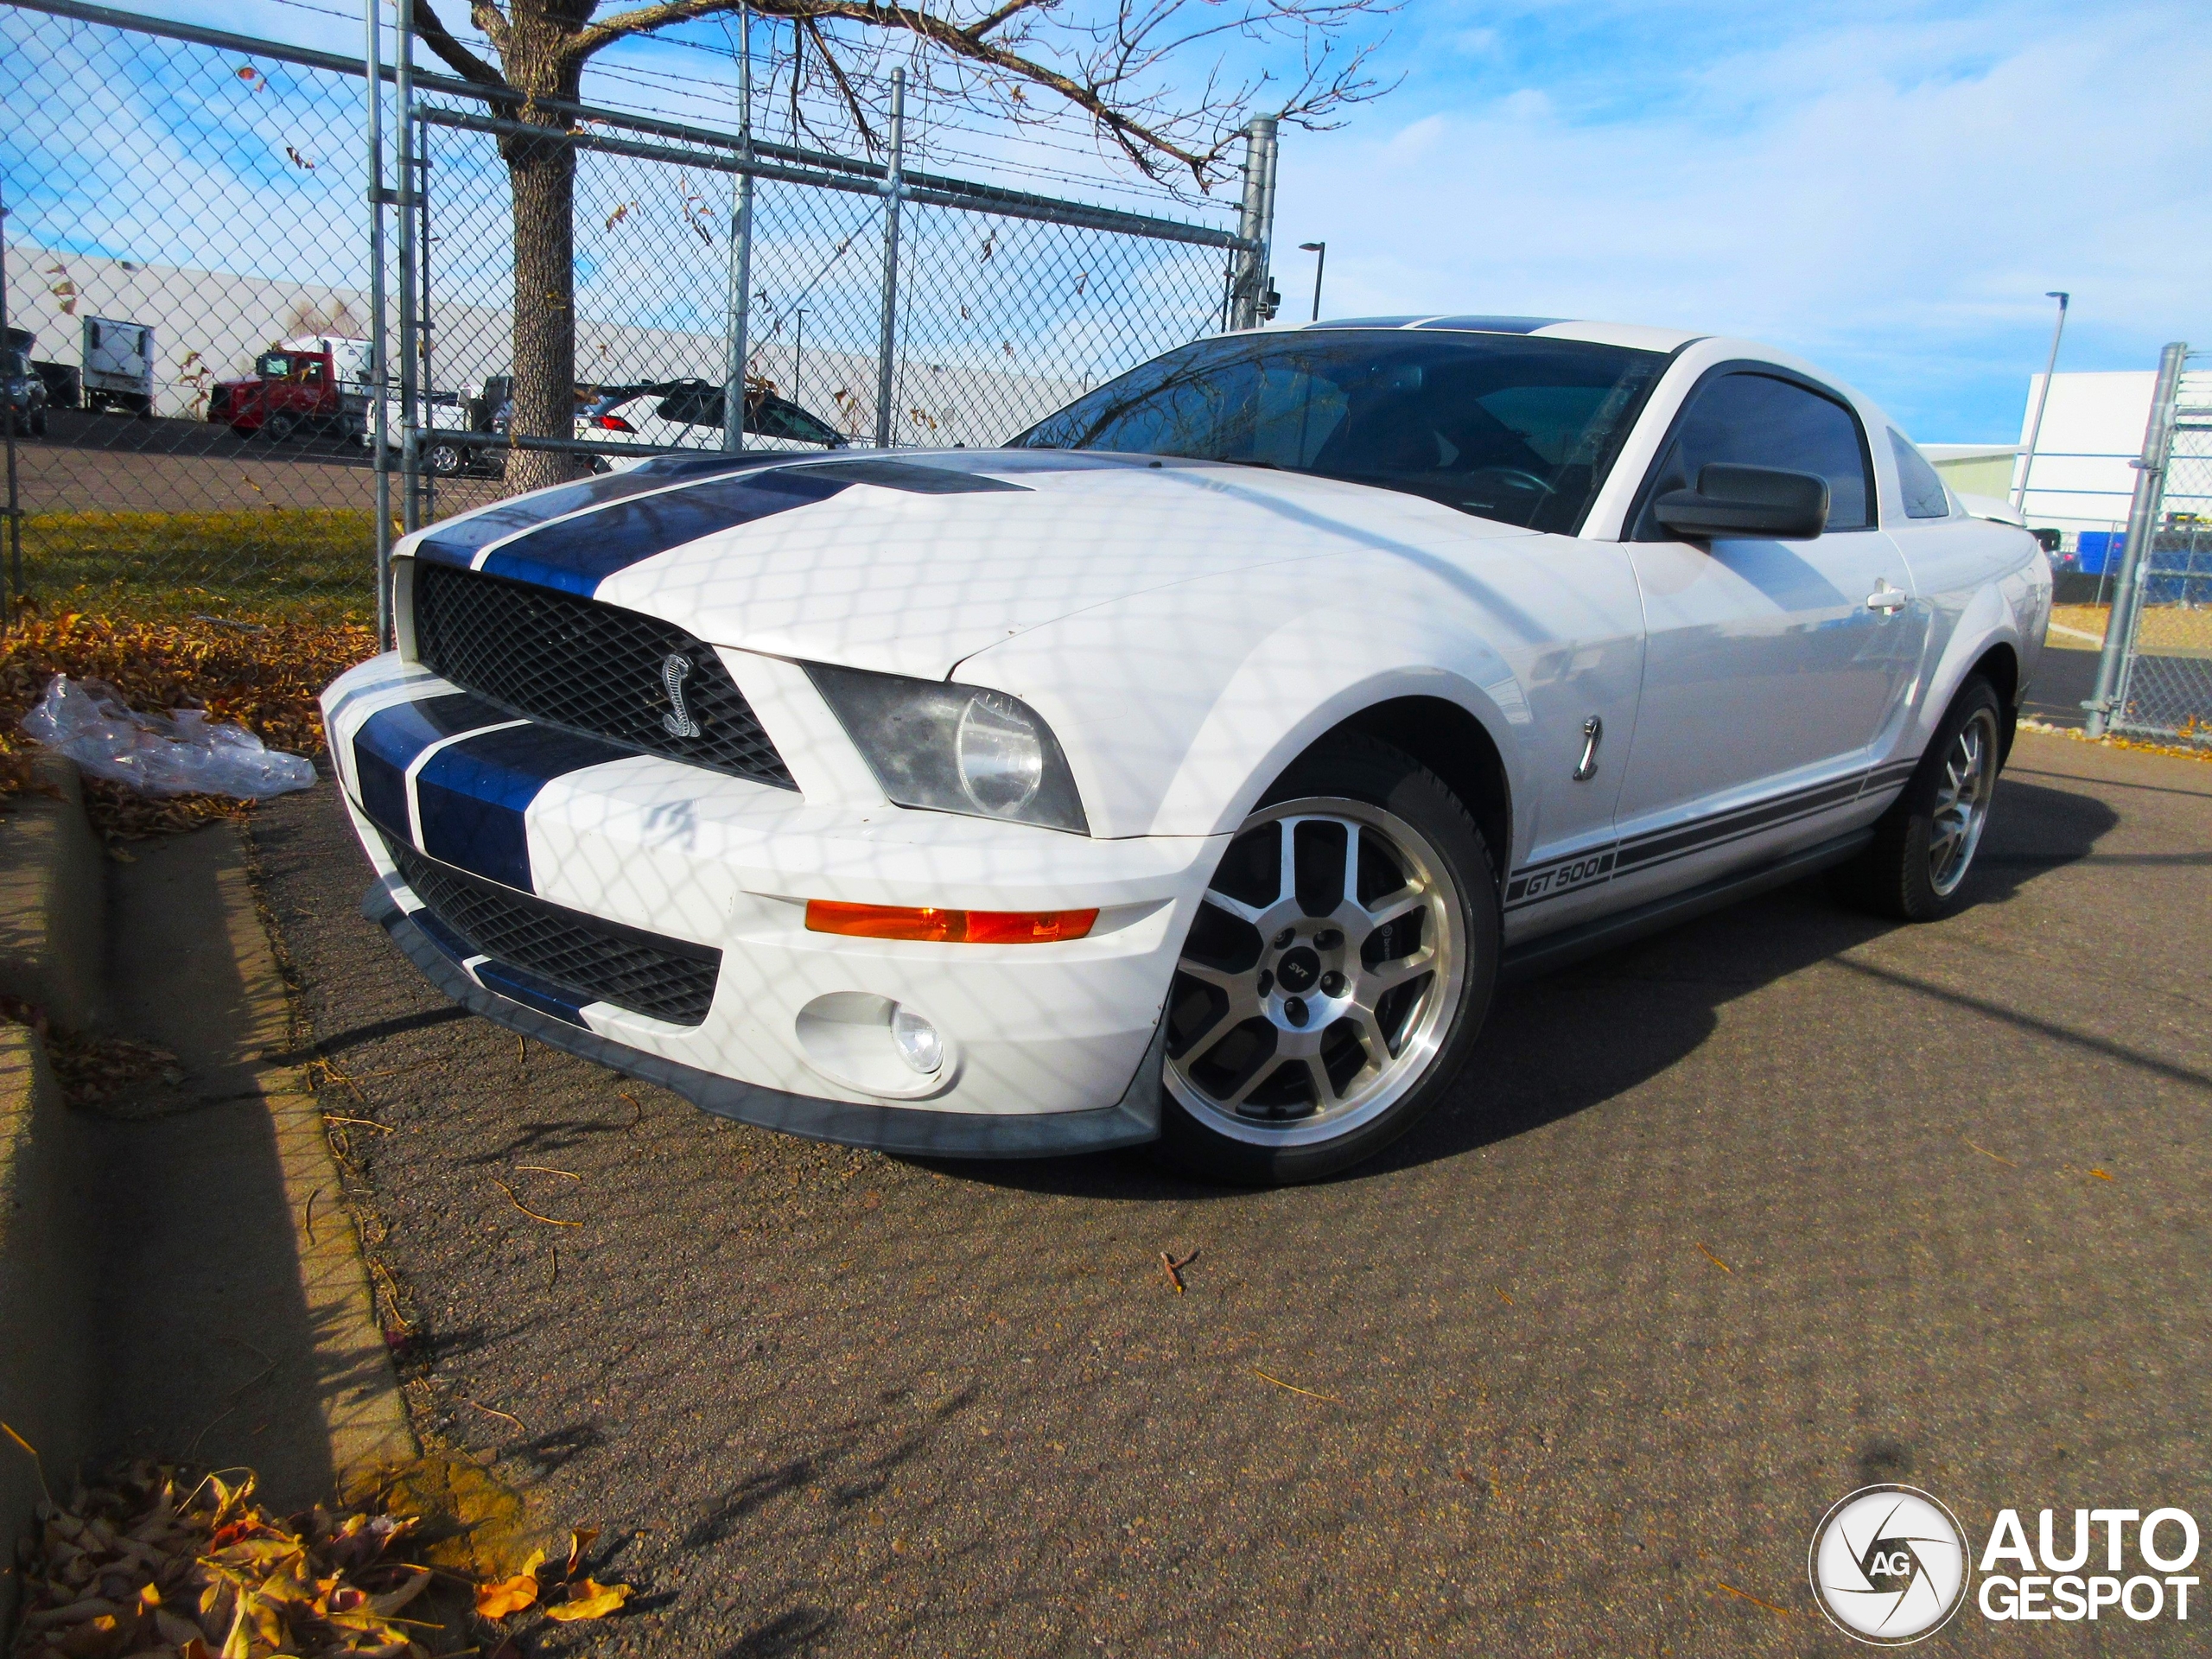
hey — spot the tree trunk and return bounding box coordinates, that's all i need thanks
[504,124,582,495]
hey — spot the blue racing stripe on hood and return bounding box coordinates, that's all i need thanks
[414,722,632,891]
[413,453,785,569]
[478,467,855,595]
[351,690,512,836]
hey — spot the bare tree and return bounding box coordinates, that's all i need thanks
[411,0,1394,491]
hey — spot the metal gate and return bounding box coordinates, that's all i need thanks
[0,0,1267,634]
[2086,344,2212,747]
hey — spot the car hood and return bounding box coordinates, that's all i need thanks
[406,450,1538,681]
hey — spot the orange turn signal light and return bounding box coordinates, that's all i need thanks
[804,900,1098,944]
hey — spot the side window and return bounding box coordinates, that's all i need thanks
[1637,370,1873,537]
[1889,429,1952,519]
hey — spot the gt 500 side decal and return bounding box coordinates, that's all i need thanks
[1504,755,1922,912]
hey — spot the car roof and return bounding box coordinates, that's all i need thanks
[1276,316,1703,353]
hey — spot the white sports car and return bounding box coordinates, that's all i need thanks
[321,315,2050,1183]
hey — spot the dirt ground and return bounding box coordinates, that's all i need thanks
[240,730,2212,1657]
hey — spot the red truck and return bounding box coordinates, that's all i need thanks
[208,337,372,441]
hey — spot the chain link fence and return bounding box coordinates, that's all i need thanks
[2102,359,2212,746]
[0,0,1258,626]
[1,0,399,623]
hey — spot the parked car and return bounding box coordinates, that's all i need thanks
[81,315,156,415]
[4,325,78,411]
[580,378,848,453]
[321,316,2050,1184]
[2,346,49,435]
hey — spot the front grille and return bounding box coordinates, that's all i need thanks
[412,562,795,789]
[388,837,721,1027]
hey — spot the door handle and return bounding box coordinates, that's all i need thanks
[1866,581,1910,614]
[1573,715,1603,781]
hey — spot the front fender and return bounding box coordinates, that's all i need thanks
[954,550,1561,846]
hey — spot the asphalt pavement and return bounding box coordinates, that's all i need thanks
[245,730,2212,1657]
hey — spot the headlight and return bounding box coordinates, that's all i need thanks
[806,664,1089,835]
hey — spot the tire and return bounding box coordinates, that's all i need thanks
[29,408,46,437]
[1834,676,2005,922]
[85,392,107,416]
[261,413,298,443]
[1152,732,1500,1185]
[426,442,466,478]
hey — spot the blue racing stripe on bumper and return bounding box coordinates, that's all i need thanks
[352,690,511,836]
[473,960,592,1027]
[414,722,632,892]
[479,467,854,595]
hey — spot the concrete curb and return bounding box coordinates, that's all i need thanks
[0,755,108,1031]
[1,761,416,1606]
[0,1024,89,1640]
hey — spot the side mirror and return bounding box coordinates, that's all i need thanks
[1654,463,1829,540]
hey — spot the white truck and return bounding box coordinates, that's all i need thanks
[82,315,156,415]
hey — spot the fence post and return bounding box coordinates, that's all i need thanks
[1230,116,1279,330]
[394,0,420,532]
[0,192,20,628]
[874,67,906,451]
[364,0,391,645]
[720,1,754,453]
[2085,340,2187,738]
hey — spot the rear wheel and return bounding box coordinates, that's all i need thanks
[426,441,467,478]
[1154,734,1498,1185]
[29,407,45,437]
[1834,677,2003,922]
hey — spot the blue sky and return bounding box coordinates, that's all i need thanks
[86,0,2212,440]
[1274,0,2210,440]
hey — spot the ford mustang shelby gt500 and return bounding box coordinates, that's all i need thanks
[322,316,2050,1182]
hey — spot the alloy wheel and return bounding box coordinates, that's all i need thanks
[1929,707,1999,897]
[1164,798,1466,1147]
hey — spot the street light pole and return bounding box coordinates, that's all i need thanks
[2014,289,2069,514]
[792,308,806,413]
[1299,240,1326,322]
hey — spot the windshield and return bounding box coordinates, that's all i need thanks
[1014,330,1669,532]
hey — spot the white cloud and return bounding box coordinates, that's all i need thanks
[1275,3,2212,435]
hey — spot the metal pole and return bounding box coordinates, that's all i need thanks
[394,0,420,532]
[0,194,21,627]
[2013,289,2069,513]
[365,0,391,646]
[1256,118,1279,322]
[720,1,753,452]
[2085,340,2186,738]
[1300,239,1325,321]
[873,67,905,451]
[791,308,805,412]
[416,111,435,521]
[1230,116,1279,329]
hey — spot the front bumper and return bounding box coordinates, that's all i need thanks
[324,651,1223,1154]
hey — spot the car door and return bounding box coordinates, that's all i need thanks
[1607,365,1925,902]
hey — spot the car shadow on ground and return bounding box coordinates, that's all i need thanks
[930,773,2120,1202]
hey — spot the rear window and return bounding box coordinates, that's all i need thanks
[1014,331,1669,533]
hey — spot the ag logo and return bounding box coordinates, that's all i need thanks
[1809,1485,1971,1645]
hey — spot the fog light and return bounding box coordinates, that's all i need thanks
[889,1005,943,1075]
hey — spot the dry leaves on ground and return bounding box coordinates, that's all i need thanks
[0,609,375,840]
[8,1460,433,1659]
[472,1528,631,1629]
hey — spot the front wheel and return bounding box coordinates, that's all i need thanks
[1834,677,2004,922]
[1153,734,1499,1185]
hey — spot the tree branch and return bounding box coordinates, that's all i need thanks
[410,0,509,88]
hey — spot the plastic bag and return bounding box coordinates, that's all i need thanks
[20,673,318,800]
